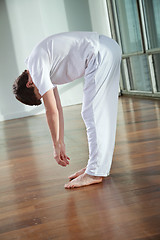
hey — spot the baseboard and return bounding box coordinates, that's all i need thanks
[0,109,45,122]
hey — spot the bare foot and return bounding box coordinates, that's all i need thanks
[68,167,86,180]
[64,173,102,189]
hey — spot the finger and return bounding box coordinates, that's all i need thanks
[58,160,67,167]
[55,156,67,167]
[64,156,70,165]
[60,157,69,166]
[61,154,69,165]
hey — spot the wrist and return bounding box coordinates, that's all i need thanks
[53,141,60,148]
[53,141,64,147]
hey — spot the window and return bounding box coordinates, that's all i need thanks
[107,0,160,97]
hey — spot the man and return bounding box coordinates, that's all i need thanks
[13,31,122,189]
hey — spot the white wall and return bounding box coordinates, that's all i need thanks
[88,0,112,37]
[0,0,113,121]
[0,0,92,121]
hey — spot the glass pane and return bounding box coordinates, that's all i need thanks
[121,62,127,90]
[143,0,160,49]
[153,54,160,92]
[129,55,152,91]
[115,0,143,54]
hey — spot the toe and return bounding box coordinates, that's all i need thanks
[68,173,79,180]
[68,174,75,179]
[64,183,72,189]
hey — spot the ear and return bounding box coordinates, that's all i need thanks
[26,71,34,88]
[26,80,34,88]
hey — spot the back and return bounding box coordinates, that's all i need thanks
[25,31,100,95]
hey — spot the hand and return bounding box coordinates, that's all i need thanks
[53,142,70,167]
[59,142,70,165]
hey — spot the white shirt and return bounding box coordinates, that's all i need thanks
[25,32,100,96]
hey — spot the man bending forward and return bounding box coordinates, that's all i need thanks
[13,32,122,189]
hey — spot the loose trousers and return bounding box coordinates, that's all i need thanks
[81,35,122,177]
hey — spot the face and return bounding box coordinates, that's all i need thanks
[26,71,42,100]
[33,86,42,100]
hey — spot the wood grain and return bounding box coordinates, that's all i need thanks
[0,96,160,240]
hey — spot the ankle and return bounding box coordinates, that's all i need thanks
[85,173,102,179]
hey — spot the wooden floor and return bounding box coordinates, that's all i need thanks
[0,96,160,240]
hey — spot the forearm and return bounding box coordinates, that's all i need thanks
[58,108,64,144]
[46,110,59,146]
[43,88,69,167]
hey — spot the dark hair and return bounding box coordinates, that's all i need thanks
[13,70,42,106]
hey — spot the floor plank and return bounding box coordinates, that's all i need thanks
[0,96,160,240]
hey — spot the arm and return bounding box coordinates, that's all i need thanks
[53,87,70,163]
[43,88,69,166]
[53,87,64,145]
[43,88,59,146]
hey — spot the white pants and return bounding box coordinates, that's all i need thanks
[81,35,122,177]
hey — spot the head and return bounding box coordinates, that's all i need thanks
[13,70,42,106]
